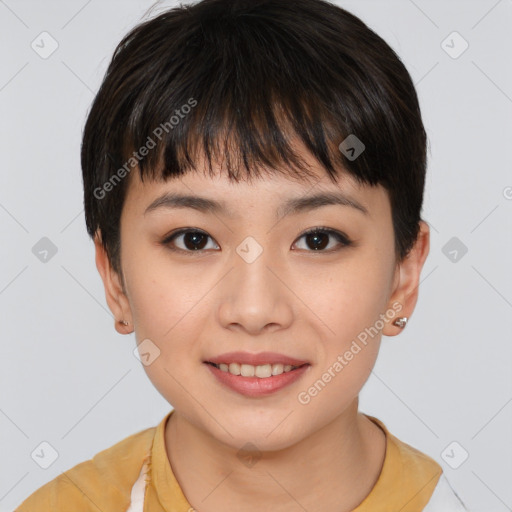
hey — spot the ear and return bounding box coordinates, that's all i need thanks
[94,230,134,335]
[383,220,430,337]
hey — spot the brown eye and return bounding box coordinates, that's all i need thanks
[162,229,219,254]
[293,228,352,252]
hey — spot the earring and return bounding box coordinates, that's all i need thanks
[119,320,129,326]
[393,317,408,329]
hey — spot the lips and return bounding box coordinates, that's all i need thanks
[205,351,309,367]
[205,360,311,397]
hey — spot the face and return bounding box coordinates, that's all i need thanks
[97,145,427,452]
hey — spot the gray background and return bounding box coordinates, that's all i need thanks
[1,0,511,510]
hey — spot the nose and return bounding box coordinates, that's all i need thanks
[216,244,294,335]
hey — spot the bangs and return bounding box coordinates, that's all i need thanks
[126,93,346,186]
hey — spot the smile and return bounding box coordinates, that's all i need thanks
[204,361,311,397]
[206,361,304,378]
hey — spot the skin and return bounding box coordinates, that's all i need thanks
[95,143,430,512]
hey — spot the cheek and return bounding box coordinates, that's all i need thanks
[123,251,213,404]
[124,245,213,340]
[294,249,393,342]
[294,262,388,415]
[291,248,392,397]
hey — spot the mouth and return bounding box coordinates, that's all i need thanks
[205,361,309,378]
[203,355,311,397]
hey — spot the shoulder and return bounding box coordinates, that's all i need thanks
[388,433,469,509]
[367,415,443,483]
[367,415,470,511]
[362,415,443,510]
[390,429,443,476]
[15,424,156,512]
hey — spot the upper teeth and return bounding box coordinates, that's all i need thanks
[215,363,299,378]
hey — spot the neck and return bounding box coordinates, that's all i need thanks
[164,400,387,512]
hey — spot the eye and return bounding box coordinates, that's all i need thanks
[293,227,352,252]
[161,228,219,254]
[161,226,352,255]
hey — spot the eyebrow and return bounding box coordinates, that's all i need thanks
[144,191,369,218]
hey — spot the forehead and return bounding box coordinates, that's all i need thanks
[122,170,393,232]
[121,143,388,220]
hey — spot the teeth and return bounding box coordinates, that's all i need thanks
[240,364,255,377]
[255,364,272,378]
[228,363,240,375]
[213,362,300,378]
[272,363,284,375]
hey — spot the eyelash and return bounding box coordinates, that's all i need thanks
[160,227,353,256]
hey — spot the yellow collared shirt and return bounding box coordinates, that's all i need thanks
[15,410,469,511]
